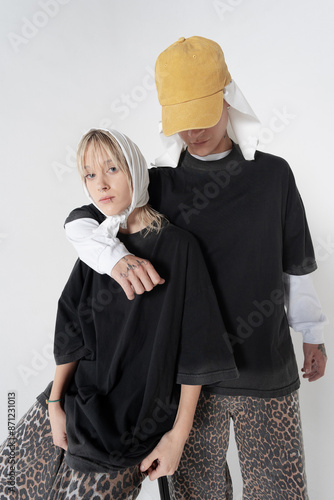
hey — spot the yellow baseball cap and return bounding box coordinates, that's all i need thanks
[155,36,232,136]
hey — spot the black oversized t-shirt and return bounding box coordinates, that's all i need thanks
[54,222,238,473]
[147,145,317,398]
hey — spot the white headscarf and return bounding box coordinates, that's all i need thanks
[153,79,261,166]
[83,129,149,238]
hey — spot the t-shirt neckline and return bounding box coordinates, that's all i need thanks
[182,143,245,172]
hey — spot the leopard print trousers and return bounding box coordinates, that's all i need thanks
[168,390,308,500]
[0,401,145,499]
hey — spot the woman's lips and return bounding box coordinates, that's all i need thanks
[99,196,114,203]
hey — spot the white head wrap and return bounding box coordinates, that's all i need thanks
[153,79,261,167]
[83,129,149,238]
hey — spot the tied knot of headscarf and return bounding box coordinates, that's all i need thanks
[92,208,131,239]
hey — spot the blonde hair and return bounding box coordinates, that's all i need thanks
[77,129,165,235]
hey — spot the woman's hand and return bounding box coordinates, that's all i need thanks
[48,403,68,450]
[140,384,201,480]
[140,428,188,481]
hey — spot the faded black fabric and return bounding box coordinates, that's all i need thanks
[65,204,105,226]
[147,145,316,398]
[54,222,237,473]
[65,144,316,398]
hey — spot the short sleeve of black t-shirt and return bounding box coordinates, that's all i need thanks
[175,236,236,385]
[54,261,92,365]
[282,167,317,275]
[65,204,105,226]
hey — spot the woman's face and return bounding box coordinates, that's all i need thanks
[83,145,132,216]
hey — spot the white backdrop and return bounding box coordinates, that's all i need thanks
[1,1,333,498]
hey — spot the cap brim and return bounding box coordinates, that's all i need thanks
[161,91,224,136]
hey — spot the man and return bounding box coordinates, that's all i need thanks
[65,36,327,499]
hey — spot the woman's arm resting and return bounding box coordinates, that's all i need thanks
[140,385,201,480]
[48,361,78,450]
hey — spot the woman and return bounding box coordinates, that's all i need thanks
[0,129,237,499]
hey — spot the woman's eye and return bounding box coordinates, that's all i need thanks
[108,166,118,173]
[85,173,95,179]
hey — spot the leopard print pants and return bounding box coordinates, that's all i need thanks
[0,401,145,499]
[168,390,308,500]
[49,460,144,500]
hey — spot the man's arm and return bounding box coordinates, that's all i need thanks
[284,273,328,381]
[65,215,164,300]
[140,385,201,480]
[48,361,78,450]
